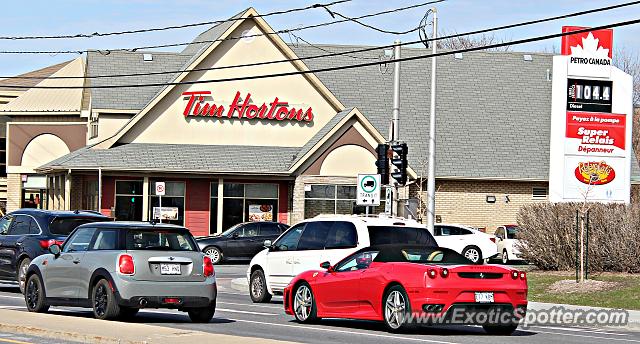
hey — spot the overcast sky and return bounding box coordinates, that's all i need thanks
[1,0,639,77]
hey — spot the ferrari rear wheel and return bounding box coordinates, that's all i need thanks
[293,282,318,323]
[383,285,412,332]
[482,324,518,335]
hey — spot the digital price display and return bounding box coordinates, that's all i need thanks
[567,78,613,113]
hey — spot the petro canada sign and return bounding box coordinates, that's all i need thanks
[549,26,633,203]
[181,90,314,122]
[561,26,613,78]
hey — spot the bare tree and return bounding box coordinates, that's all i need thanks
[613,48,640,106]
[437,30,512,51]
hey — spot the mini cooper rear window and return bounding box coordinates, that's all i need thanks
[125,229,197,251]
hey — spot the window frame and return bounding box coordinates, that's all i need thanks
[63,227,98,253]
[532,186,549,199]
[273,223,306,251]
[6,214,42,236]
[0,215,13,235]
[89,228,120,251]
[148,181,186,226]
[114,180,144,221]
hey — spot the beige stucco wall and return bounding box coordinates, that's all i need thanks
[21,133,70,168]
[120,19,340,148]
[6,173,20,212]
[410,179,549,233]
[89,113,133,144]
[319,144,376,176]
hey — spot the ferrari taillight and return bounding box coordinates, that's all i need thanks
[118,254,135,275]
[511,270,519,279]
[203,256,215,277]
[428,268,437,279]
[519,271,526,280]
[440,268,449,278]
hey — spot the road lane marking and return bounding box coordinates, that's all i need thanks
[534,330,640,343]
[0,295,24,300]
[217,301,282,310]
[217,308,278,316]
[531,325,630,336]
[0,339,32,344]
[226,318,461,344]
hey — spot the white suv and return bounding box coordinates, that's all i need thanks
[432,224,498,264]
[247,215,436,303]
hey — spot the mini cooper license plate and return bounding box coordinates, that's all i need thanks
[160,263,181,275]
[474,292,494,303]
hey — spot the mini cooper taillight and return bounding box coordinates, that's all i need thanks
[118,254,135,275]
[203,256,214,277]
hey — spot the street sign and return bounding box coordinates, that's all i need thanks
[385,188,392,215]
[357,174,381,206]
[155,182,165,196]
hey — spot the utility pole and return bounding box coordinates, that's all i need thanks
[391,39,401,217]
[426,9,438,232]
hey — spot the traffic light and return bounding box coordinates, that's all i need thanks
[390,142,408,186]
[376,143,390,185]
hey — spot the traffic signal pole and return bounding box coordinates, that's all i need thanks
[426,9,438,232]
[391,40,401,217]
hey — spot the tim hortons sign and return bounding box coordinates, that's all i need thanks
[181,91,314,122]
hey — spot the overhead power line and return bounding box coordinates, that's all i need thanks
[0,0,352,40]
[0,0,636,80]
[2,20,638,89]
[0,0,444,55]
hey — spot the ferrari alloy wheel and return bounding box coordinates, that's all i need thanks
[293,283,317,323]
[204,247,222,264]
[383,285,412,332]
[463,246,482,264]
[18,258,31,294]
[25,274,49,313]
[250,270,272,303]
[502,250,510,265]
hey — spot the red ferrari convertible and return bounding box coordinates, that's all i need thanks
[284,245,527,334]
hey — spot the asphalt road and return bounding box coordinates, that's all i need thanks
[0,263,638,344]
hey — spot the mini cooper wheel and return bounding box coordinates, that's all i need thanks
[18,257,31,294]
[92,279,121,320]
[383,285,412,332]
[204,247,222,265]
[187,304,216,323]
[293,282,317,323]
[250,270,272,303]
[502,250,510,265]
[482,324,518,335]
[463,246,482,264]
[25,274,49,313]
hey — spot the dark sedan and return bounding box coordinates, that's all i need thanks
[197,222,288,264]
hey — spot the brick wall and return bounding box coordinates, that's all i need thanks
[6,173,20,212]
[410,179,549,233]
[69,174,83,210]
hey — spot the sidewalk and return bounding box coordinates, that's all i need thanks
[0,309,295,344]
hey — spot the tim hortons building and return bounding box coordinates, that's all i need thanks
[0,8,638,235]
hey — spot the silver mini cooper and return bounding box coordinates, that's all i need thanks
[24,222,217,322]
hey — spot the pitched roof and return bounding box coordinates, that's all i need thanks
[0,57,85,113]
[0,60,72,92]
[40,143,298,174]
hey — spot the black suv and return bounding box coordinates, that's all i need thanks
[0,209,111,292]
[197,222,289,264]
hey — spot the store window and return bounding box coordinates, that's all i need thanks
[115,180,143,221]
[148,181,185,225]
[304,184,386,219]
[215,183,279,231]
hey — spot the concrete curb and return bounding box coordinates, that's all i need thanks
[231,277,249,293]
[528,301,640,330]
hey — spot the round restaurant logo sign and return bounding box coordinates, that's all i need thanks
[574,161,616,185]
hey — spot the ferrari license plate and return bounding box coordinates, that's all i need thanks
[160,263,181,275]
[474,292,494,303]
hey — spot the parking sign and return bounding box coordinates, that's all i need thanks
[155,182,165,196]
[357,174,381,206]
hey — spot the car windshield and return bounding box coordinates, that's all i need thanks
[221,224,242,237]
[49,217,110,236]
[125,229,197,251]
[375,246,471,265]
[505,226,518,239]
[368,226,437,246]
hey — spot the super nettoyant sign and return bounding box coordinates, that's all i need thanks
[549,26,634,203]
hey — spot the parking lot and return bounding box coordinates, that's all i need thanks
[0,263,637,344]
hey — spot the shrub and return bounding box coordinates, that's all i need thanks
[517,202,640,273]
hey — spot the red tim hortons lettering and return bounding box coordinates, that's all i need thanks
[182,91,211,117]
